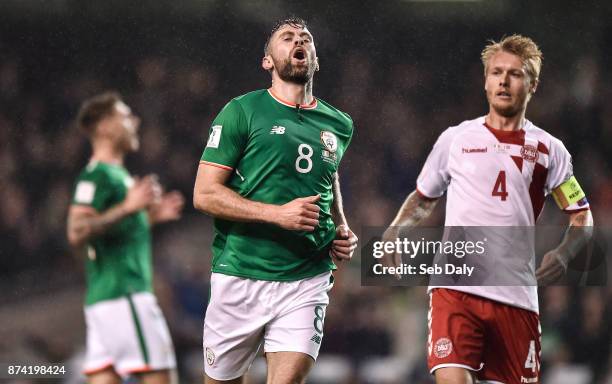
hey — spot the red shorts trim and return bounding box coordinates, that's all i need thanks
[428,288,541,383]
[83,362,114,375]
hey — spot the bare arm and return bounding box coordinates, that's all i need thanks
[193,163,320,231]
[329,172,358,261]
[67,205,132,248]
[387,190,439,230]
[331,173,347,227]
[67,176,157,248]
[536,209,594,284]
[382,190,439,267]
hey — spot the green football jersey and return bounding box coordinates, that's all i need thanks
[71,161,153,305]
[201,89,354,281]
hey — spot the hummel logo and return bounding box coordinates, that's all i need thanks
[270,126,286,135]
[310,334,322,344]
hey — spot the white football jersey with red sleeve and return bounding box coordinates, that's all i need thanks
[417,116,590,313]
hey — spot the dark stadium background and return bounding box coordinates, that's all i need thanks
[0,1,610,383]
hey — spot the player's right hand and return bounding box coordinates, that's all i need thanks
[123,174,159,214]
[273,195,320,231]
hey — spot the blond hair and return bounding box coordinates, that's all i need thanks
[481,35,543,83]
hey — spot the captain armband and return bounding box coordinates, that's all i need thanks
[551,176,586,210]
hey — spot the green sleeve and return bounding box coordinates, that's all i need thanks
[71,170,114,212]
[201,99,248,169]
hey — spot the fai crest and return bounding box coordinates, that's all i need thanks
[320,131,338,153]
[205,347,215,366]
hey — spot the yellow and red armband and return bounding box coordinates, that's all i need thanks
[551,176,588,210]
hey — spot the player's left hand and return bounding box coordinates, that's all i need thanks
[148,190,185,224]
[536,248,567,285]
[331,224,358,262]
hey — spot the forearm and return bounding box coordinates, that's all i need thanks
[68,203,133,247]
[331,173,348,227]
[389,190,438,228]
[556,209,594,266]
[194,183,276,224]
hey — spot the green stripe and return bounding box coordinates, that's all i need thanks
[127,294,150,365]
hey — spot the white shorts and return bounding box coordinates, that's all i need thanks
[83,292,176,377]
[203,271,334,381]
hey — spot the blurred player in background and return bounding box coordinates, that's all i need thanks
[384,35,593,383]
[67,92,184,384]
[193,17,357,384]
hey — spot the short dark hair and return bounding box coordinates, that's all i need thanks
[76,91,122,136]
[264,17,308,55]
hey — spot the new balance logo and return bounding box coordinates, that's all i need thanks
[310,334,322,344]
[270,126,286,135]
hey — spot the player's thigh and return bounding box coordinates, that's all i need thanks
[434,367,475,384]
[87,367,122,384]
[204,273,270,381]
[266,351,314,384]
[130,293,177,372]
[263,272,333,361]
[428,289,485,375]
[480,304,541,383]
[85,294,175,376]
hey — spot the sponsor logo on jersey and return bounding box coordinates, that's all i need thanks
[207,125,222,148]
[205,347,215,365]
[462,147,487,153]
[310,334,322,344]
[433,337,453,358]
[520,144,539,163]
[320,131,338,153]
[270,125,286,135]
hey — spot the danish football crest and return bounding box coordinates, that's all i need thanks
[320,131,338,153]
[434,337,453,358]
[520,144,539,163]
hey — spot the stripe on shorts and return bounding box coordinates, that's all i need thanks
[127,294,150,365]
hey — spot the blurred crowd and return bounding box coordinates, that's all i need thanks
[0,6,611,384]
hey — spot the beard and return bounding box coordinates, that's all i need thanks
[274,56,316,85]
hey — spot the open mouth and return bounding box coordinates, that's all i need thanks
[293,48,306,60]
[496,90,511,98]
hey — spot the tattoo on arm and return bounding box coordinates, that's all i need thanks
[68,204,131,247]
[557,209,594,265]
[389,190,438,228]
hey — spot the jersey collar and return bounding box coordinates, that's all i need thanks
[482,117,528,146]
[267,88,318,110]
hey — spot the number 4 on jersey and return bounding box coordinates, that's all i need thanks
[492,170,508,201]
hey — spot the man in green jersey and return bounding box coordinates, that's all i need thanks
[193,17,358,384]
[67,92,184,384]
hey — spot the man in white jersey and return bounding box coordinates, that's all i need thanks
[383,35,593,384]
